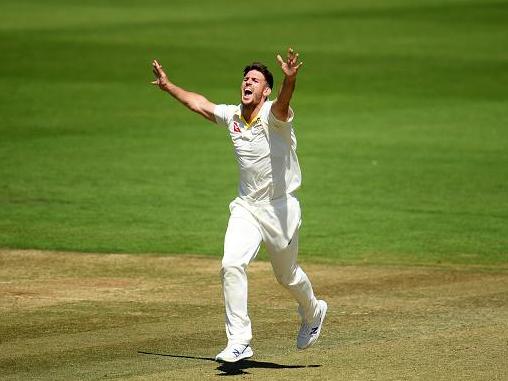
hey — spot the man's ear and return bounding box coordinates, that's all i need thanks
[263,87,272,98]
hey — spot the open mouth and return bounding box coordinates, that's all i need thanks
[244,88,253,96]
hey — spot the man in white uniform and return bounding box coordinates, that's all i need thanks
[152,48,327,363]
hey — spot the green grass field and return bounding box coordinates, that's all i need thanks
[2,250,507,380]
[1,0,507,265]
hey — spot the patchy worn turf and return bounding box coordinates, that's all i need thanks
[0,250,507,380]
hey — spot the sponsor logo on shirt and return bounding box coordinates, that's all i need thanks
[233,121,241,133]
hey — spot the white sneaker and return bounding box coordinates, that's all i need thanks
[297,300,327,350]
[215,343,253,363]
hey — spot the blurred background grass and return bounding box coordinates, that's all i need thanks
[0,0,507,265]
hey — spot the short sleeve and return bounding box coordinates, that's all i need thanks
[267,104,294,129]
[214,104,233,127]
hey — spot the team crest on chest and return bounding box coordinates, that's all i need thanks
[250,118,263,135]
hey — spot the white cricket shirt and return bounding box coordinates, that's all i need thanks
[214,100,301,204]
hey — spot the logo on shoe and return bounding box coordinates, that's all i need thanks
[310,327,319,336]
[232,345,248,358]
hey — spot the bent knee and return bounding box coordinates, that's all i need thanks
[274,263,307,288]
[220,262,246,277]
[274,270,297,288]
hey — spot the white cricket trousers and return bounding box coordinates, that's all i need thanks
[221,195,319,345]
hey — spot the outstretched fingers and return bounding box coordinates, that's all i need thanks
[276,54,285,67]
[290,53,299,67]
[276,48,303,77]
[285,48,302,68]
[288,48,295,62]
[152,60,162,76]
[151,59,169,87]
[152,59,161,70]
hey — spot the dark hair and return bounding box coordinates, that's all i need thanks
[243,62,274,89]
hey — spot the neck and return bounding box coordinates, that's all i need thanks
[241,99,265,123]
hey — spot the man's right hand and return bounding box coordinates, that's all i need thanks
[150,58,217,122]
[151,59,169,91]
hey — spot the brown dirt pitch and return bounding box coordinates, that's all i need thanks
[0,249,507,380]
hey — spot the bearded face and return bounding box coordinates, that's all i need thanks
[241,70,271,106]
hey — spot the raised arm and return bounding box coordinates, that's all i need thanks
[151,59,216,123]
[271,48,303,122]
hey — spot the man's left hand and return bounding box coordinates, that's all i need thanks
[276,48,303,79]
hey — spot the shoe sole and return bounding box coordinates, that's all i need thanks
[298,300,328,350]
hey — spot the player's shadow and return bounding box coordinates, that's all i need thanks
[216,358,320,376]
[138,351,320,376]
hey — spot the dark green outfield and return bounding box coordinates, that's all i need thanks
[1,0,507,265]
